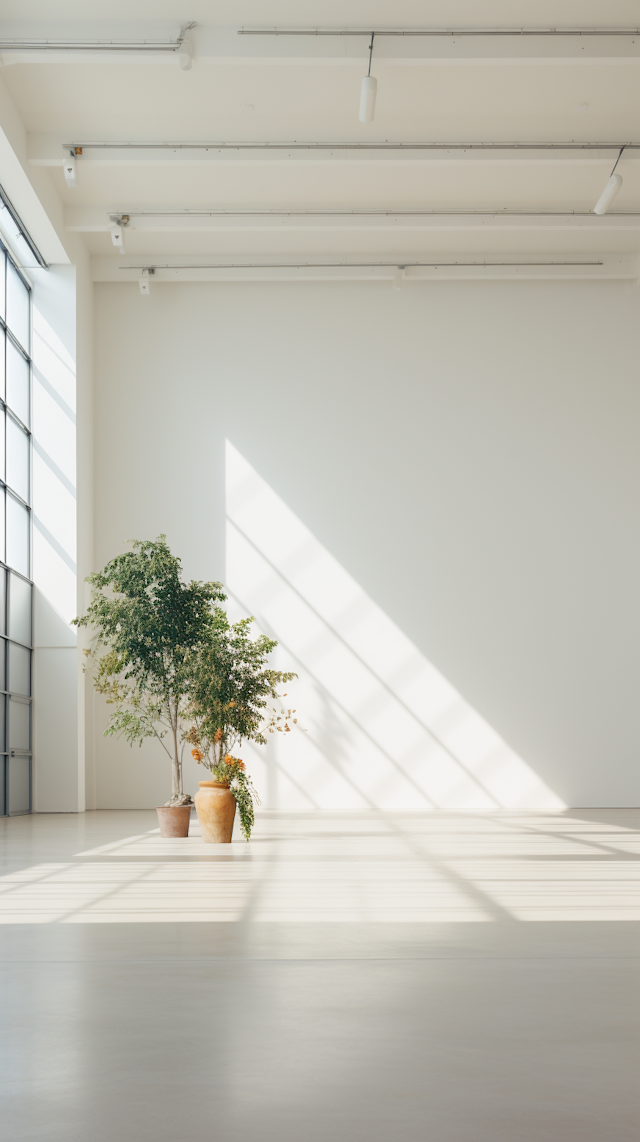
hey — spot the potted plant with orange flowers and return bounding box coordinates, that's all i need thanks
[185,613,296,842]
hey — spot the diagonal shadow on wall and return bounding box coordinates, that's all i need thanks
[225,440,564,811]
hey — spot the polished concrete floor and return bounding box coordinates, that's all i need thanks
[0,809,638,1141]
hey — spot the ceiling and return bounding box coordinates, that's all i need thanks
[2,3,640,267]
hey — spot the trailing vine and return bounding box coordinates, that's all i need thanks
[189,743,260,841]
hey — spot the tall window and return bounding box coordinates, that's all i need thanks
[0,240,32,815]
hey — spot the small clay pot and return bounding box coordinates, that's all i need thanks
[194,781,236,843]
[156,804,191,838]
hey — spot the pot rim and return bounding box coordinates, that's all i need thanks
[155,804,193,812]
[197,780,231,789]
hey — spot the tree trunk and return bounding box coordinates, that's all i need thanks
[170,699,182,797]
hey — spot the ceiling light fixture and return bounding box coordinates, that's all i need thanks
[110,219,126,254]
[359,33,377,123]
[177,25,194,70]
[139,268,153,295]
[63,150,77,187]
[594,145,626,214]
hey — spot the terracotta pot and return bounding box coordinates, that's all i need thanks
[156,804,191,838]
[194,781,236,843]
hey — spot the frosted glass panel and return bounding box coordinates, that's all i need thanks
[6,338,29,426]
[0,758,4,816]
[0,404,5,483]
[8,755,30,813]
[8,573,31,646]
[0,695,5,751]
[8,642,29,696]
[6,494,28,578]
[6,261,29,352]
[0,249,5,321]
[9,697,30,750]
[0,640,5,692]
[0,572,5,636]
[0,326,4,402]
[6,415,28,503]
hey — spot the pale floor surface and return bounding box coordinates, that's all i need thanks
[0,808,638,1141]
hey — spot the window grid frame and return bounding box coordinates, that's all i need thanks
[0,237,33,817]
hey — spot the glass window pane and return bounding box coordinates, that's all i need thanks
[6,338,29,427]
[6,414,28,503]
[0,404,4,483]
[0,489,5,567]
[8,755,30,813]
[0,757,4,816]
[6,494,29,578]
[6,261,29,353]
[9,696,30,751]
[0,571,6,636]
[8,643,29,696]
[0,640,5,692]
[0,326,5,402]
[0,249,5,322]
[0,694,5,752]
[8,573,31,646]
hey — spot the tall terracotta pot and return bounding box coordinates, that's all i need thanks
[194,781,236,843]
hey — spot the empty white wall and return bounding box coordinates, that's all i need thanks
[92,279,639,809]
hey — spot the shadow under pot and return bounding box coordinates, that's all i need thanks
[156,804,192,838]
[194,781,236,842]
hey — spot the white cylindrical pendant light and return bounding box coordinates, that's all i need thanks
[359,76,377,124]
[594,172,623,215]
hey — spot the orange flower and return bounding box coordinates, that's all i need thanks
[191,749,203,762]
[214,729,223,743]
[236,760,246,770]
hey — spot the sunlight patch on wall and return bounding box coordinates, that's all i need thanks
[225,441,564,811]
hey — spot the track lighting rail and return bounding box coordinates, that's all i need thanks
[121,260,606,269]
[58,141,640,152]
[0,22,195,53]
[90,254,639,284]
[237,28,640,37]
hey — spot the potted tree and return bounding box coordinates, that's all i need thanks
[186,612,297,842]
[74,537,226,837]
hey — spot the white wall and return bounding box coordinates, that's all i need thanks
[92,279,640,809]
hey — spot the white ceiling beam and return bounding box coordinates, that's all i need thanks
[91,253,638,283]
[66,208,640,234]
[4,26,640,65]
[29,137,640,168]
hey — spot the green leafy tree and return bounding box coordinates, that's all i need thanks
[185,612,297,837]
[186,614,297,762]
[74,537,226,805]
